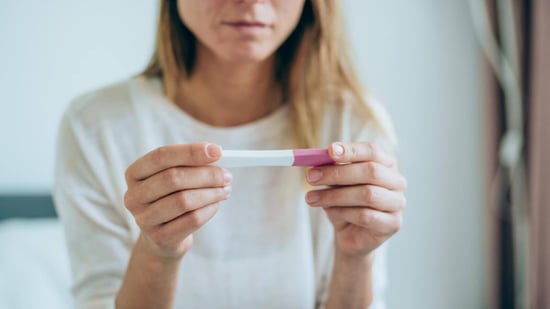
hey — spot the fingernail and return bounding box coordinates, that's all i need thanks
[224,185,232,196]
[206,144,221,158]
[306,191,320,204]
[307,169,323,182]
[223,169,233,184]
[332,144,344,156]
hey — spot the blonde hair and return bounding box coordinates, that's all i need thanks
[143,0,384,148]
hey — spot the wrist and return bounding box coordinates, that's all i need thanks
[137,233,186,266]
[335,246,375,267]
[117,234,184,309]
[335,240,375,261]
[326,245,374,309]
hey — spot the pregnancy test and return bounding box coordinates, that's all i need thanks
[216,149,334,168]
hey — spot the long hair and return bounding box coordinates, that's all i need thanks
[143,0,385,148]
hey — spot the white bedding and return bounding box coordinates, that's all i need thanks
[0,219,73,309]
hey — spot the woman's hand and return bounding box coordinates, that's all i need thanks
[306,142,407,258]
[123,142,232,261]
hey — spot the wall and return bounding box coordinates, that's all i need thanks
[0,1,487,308]
[342,1,488,308]
[0,0,157,193]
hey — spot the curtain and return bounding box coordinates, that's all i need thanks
[527,1,550,308]
[471,0,549,308]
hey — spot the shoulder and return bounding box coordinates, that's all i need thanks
[56,77,152,202]
[62,77,149,134]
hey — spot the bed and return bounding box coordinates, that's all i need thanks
[0,195,73,309]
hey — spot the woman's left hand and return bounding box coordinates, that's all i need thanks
[306,142,407,258]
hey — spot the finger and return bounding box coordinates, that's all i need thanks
[135,186,231,228]
[136,166,232,203]
[324,207,402,235]
[149,203,220,250]
[306,185,406,212]
[306,161,407,190]
[329,142,395,167]
[126,142,222,182]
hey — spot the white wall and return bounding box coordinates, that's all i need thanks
[0,0,157,193]
[1,1,487,308]
[342,1,487,308]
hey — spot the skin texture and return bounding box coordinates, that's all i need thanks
[115,1,407,309]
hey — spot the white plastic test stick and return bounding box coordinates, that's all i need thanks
[216,149,334,168]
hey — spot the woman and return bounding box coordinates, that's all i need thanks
[54,0,407,308]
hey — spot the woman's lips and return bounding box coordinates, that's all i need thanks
[222,21,270,35]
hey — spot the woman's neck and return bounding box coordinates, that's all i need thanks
[175,44,281,127]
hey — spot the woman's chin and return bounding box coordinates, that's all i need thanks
[216,45,276,64]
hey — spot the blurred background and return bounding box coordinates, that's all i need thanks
[1,1,548,309]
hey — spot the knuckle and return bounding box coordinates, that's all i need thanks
[364,162,378,178]
[212,168,224,186]
[149,229,165,246]
[206,203,220,219]
[401,195,408,209]
[362,185,376,203]
[332,165,344,180]
[392,215,403,234]
[124,167,133,182]
[134,213,147,229]
[370,163,380,179]
[349,144,358,158]
[123,192,132,209]
[324,207,337,217]
[153,146,168,167]
[163,168,181,187]
[357,210,374,226]
[187,210,204,229]
[176,191,191,212]
[207,203,220,215]
[367,142,379,155]
[123,192,136,211]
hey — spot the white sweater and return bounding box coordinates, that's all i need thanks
[54,76,396,309]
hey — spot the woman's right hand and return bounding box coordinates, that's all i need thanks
[123,142,231,261]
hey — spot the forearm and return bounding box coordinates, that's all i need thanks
[115,234,182,309]
[325,250,374,309]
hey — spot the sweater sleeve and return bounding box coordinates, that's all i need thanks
[53,99,132,309]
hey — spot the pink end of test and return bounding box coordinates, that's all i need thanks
[292,148,335,167]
